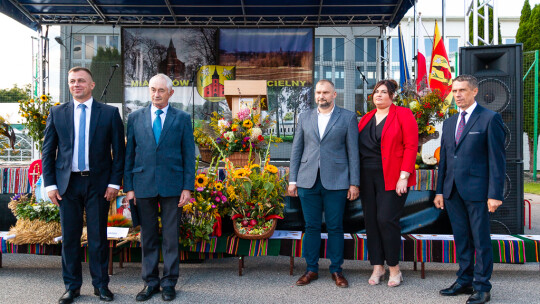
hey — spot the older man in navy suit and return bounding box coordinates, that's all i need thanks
[43,67,125,304]
[434,75,506,304]
[124,73,195,302]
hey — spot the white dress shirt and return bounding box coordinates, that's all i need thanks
[151,103,169,128]
[317,105,335,140]
[45,98,119,193]
[455,101,477,138]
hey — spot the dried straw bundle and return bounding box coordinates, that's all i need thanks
[8,218,62,245]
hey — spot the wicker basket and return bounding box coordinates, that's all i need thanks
[233,219,277,240]
[198,146,213,163]
[228,151,260,167]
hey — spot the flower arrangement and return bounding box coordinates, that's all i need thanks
[107,214,132,227]
[18,94,59,152]
[9,193,60,223]
[194,100,282,159]
[179,158,229,247]
[227,161,288,236]
[393,89,457,139]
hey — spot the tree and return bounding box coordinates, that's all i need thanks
[516,1,540,173]
[0,84,30,103]
[468,0,502,45]
[89,47,122,103]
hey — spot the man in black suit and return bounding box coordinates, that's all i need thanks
[124,73,195,302]
[434,75,506,304]
[42,67,125,304]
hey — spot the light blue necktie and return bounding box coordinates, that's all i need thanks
[78,104,86,171]
[153,109,163,144]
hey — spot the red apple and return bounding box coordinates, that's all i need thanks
[246,212,251,218]
[241,220,249,227]
[249,219,257,226]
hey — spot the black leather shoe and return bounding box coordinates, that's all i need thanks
[440,282,474,296]
[136,286,160,302]
[161,286,176,301]
[94,287,114,301]
[466,291,491,304]
[58,289,80,304]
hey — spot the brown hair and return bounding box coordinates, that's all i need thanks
[316,79,335,89]
[372,79,399,99]
[68,66,93,79]
[453,74,478,89]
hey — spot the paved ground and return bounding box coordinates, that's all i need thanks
[0,195,539,303]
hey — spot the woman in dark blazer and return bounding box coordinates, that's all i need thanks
[357,79,418,287]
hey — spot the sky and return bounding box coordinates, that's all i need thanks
[0,0,539,98]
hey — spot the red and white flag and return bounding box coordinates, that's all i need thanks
[416,14,428,92]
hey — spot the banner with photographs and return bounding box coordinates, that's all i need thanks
[122,28,219,117]
[122,28,313,141]
[219,28,314,138]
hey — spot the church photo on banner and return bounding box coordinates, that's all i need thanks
[122,27,314,151]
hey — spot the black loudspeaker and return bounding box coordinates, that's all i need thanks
[490,161,524,234]
[459,44,523,160]
[460,44,524,234]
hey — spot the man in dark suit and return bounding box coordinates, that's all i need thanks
[434,75,506,304]
[124,73,195,302]
[288,79,360,288]
[42,67,125,304]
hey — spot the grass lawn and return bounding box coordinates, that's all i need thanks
[524,182,540,195]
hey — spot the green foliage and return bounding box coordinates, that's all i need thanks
[468,0,502,45]
[0,84,30,103]
[524,182,540,194]
[18,94,58,152]
[89,47,122,103]
[12,195,60,223]
[517,1,540,172]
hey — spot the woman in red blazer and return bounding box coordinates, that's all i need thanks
[357,79,418,287]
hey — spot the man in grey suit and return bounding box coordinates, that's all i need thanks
[124,73,195,301]
[288,79,360,288]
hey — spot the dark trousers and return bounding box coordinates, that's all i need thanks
[445,185,493,292]
[137,196,180,288]
[59,174,110,291]
[360,167,407,267]
[298,173,348,274]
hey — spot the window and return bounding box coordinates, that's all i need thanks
[504,38,515,44]
[85,36,94,59]
[323,66,332,80]
[73,35,82,59]
[97,35,107,50]
[367,38,377,63]
[315,38,320,60]
[335,66,344,89]
[425,38,433,59]
[323,38,332,61]
[335,38,345,61]
[391,38,399,63]
[448,38,459,55]
[355,38,364,62]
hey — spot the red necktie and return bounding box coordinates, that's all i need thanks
[455,111,467,144]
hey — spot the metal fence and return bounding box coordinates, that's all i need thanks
[523,51,539,180]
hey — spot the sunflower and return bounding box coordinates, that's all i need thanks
[194,173,209,188]
[426,125,436,134]
[249,164,260,170]
[242,120,253,129]
[214,182,224,191]
[40,95,48,102]
[54,102,61,106]
[233,168,249,179]
[265,164,278,174]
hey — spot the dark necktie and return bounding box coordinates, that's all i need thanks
[78,104,86,171]
[153,109,163,144]
[455,111,467,144]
